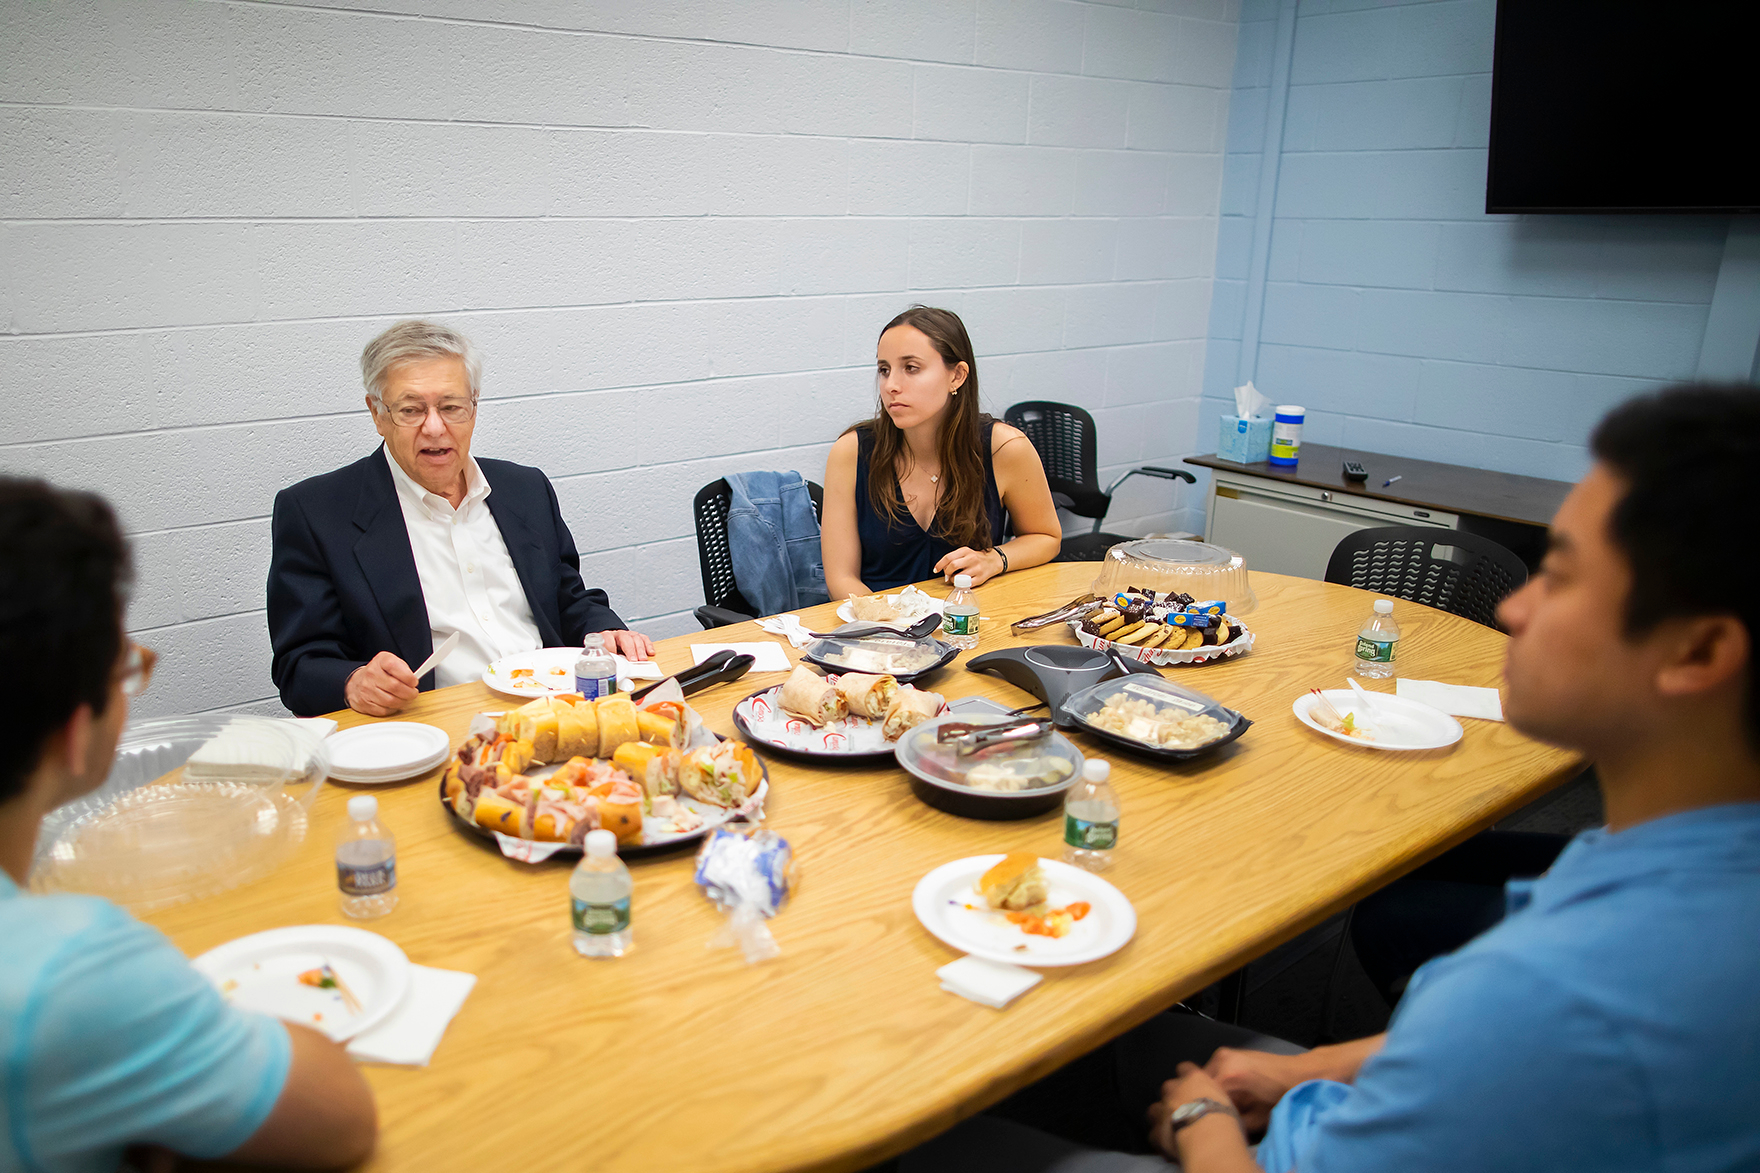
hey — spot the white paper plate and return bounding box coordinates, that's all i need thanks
[483,647,662,698]
[912,854,1136,967]
[836,587,944,628]
[482,647,584,698]
[326,723,451,783]
[193,925,411,1042]
[1292,689,1462,751]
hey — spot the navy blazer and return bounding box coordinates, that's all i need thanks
[268,449,623,717]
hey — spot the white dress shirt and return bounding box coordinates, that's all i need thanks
[384,447,542,688]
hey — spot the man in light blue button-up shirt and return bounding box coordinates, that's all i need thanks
[905,384,1760,1173]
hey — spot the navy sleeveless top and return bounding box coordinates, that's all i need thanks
[853,419,1008,590]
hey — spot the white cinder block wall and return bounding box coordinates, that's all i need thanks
[1,0,1238,718]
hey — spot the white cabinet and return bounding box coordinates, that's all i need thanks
[1203,470,1458,581]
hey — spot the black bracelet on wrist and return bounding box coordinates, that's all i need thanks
[996,547,1009,575]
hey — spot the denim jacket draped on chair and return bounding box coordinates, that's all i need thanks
[724,471,830,617]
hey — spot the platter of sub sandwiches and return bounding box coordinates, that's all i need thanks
[732,664,946,763]
[441,689,765,857]
[1070,590,1253,666]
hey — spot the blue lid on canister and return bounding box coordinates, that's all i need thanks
[1274,405,1305,422]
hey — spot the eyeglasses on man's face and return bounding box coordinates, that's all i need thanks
[119,642,157,697]
[382,398,477,428]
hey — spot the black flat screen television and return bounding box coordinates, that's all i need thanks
[1487,1,1760,214]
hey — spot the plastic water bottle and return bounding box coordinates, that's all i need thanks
[336,795,397,919]
[571,830,632,957]
[1354,599,1400,679]
[942,573,980,650]
[1063,759,1119,873]
[574,632,616,699]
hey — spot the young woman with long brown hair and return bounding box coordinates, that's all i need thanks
[821,306,1061,597]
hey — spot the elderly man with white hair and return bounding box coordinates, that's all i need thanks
[268,320,652,717]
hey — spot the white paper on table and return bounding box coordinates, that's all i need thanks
[691,642,793,673]
[1396,679,1504,721]
[936,955,1042,1009]
[613,655,664,681]
[347,965,477,1067]
[492,831,570,863]
[296,717,340,739]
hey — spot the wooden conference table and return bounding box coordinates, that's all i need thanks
[145,564,1578,1173]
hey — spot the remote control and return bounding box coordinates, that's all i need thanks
[1342,461,1368,482]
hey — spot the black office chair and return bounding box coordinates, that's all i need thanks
[1003,401,1196,562]
[1323,526,1527,630]
[693,477,824,630]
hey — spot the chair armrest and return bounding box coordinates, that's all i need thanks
[1138,465,1197,484]
[694,605,755,630]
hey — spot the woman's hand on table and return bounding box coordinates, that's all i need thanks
[600,629,656,661]
[933,546,1005,586]
[345,651,418,716]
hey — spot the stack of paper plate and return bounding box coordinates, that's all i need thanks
[326,723,452,784]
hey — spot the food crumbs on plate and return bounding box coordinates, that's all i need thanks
[1013,944,1028,952]
[220,978,239,993]
[312,1013,323,1022]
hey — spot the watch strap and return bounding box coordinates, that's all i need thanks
[1169,1097,1241,1133]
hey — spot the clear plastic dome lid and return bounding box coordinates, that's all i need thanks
[30,715,329,914]
[1090,539,1257,613]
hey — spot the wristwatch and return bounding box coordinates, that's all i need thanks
[1168,1097,1242,1134]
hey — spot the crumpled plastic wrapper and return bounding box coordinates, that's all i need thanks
[693,827,796,964]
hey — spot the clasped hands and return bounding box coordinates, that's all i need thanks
[344,630,657,717]
[1145,1046,1317,1161]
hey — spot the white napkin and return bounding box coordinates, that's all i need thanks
[1397,679,1504,721]
[755,615,814,648]
[187,718,332,781]
[614,655,664,681]
[297,717,340,739]
[346,965,476,1066]
[1233,380,1272,420]
[937,955,1043,1009]
[691,642,793,673]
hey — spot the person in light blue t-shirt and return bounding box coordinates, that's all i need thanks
[0,478,377,1173]
[900,385,1760,1173]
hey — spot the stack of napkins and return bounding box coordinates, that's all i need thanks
[347,966,477,1066]
[937,956,1042,1009]
[1396,679,1504,721]
[185,717,335,782]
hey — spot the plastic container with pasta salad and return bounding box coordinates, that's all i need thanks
[1059,674,1251,762]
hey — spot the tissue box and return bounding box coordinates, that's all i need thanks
[1218,415,1273,464]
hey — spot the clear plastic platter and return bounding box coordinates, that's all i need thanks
[1090,539,1257,613]
[30,716,329,913]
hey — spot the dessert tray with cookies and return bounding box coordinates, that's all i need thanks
[440,683,766,860]
[1070,589,1254,666]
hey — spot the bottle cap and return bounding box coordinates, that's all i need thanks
[1374,599,1394,614]
[1081,759,1111,782]
[347,795,377,822]
[954,574,973,589]
[585,829,617,858]
[583,632,603,651]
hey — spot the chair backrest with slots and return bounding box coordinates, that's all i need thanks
[1003,401,1111,518]
[1324,526,1528,629]
[692,477,825,617]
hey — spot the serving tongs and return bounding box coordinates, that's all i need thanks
[630,650,756,703]
[805,613,943,641]
[1011,594,1103,634]
[935,716,1054,757]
